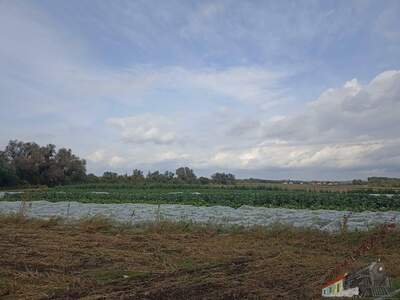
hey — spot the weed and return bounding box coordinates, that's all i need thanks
[77,215,114,232]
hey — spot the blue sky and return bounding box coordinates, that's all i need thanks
[1,0,400,180]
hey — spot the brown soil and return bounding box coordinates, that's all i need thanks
[0,215,399,299]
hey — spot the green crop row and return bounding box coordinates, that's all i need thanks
[2,187,400,211]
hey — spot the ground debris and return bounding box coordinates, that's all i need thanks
[0,216,399,299]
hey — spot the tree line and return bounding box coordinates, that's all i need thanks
[0,140,86,186]
[0,140,236,187]
[86,167,236,185]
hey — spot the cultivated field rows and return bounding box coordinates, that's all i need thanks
[1,200,400,232]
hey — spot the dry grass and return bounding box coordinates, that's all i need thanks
[266,183,400,192]
[0,214,399,299]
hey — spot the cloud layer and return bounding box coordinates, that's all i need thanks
[208,71,400,172]
[1,1,400,179]
[86,70,400,180]
[107,114,177,144]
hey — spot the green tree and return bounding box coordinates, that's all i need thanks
[102,171,118,182]
[86,173,100,183]
[53,148,86,184]
[198,176,210,185]
[211,172,236,185]
[2,140,86,186]
[163,171,175,182]
[5,141,43,184]
[131,169,145,183]
[176,167,196,183]
[0,151,18,186]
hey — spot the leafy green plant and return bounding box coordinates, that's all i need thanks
[2,184,400,211]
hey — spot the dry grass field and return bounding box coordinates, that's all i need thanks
[1,215,400,299]
[264,183,400,192]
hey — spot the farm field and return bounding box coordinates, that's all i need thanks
[1,215,400,299]
[2,183,400,212]
[2,200,400,231]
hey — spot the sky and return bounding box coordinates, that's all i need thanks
[1,0,400,180]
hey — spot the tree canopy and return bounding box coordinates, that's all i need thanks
[211,172,236,185]
[0,140,86,186]
[0,140,239,187]
[176,167,197,183]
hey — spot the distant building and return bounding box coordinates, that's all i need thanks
[322,261,392,298]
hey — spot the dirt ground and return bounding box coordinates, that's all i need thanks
[0,215,400,300]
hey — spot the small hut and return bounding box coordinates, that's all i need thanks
[322,274,359,297]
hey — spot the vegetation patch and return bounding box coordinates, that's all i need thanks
[3,183,400,211]
[1,215,399,299]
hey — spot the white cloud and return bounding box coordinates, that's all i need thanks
[210,69,400,176]
[87,150,106,163]
[107,114,177,144]
[255,70,400,143]
[188,66,285,104]
[206,142,385,170]
[109,155,126,166]
[87,150,126,168]
[88,69,400,178]
[86,65,286,106]
[86,145,193,171]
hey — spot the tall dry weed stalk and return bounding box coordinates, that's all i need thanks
[66,201,71,219]
[340,212,352,234]
[156,204,161,223]
[17,192,29,222]
[129,209,135,225]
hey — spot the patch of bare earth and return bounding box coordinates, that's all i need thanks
[0,215,399,299]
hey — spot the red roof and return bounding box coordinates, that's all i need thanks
[322,273,347,288]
